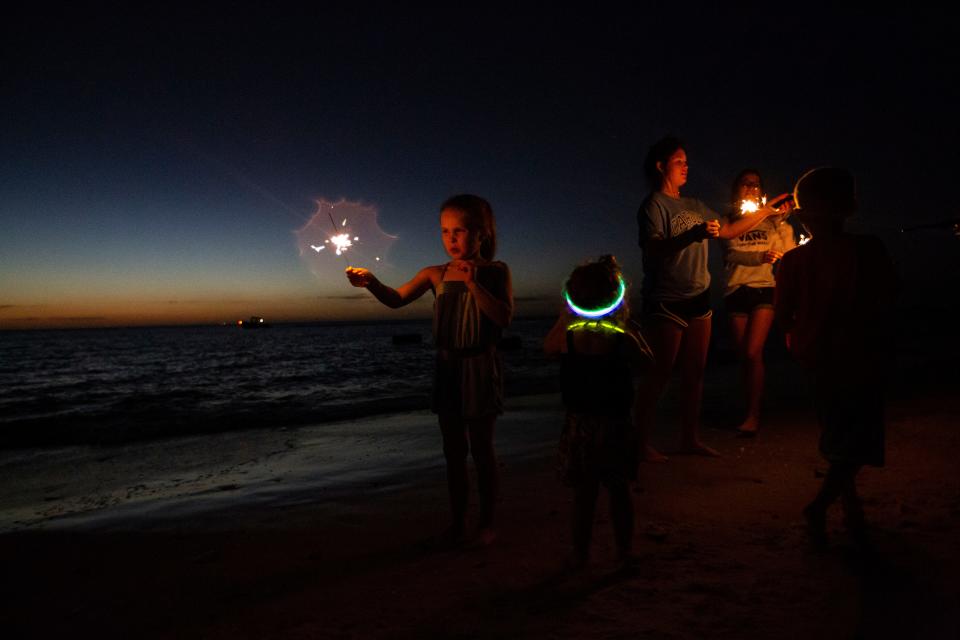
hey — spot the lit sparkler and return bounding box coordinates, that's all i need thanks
[739,196,767,215]
[296,198,395,278]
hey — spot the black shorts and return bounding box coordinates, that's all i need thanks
[725,286,774,316]
[643,289,712,328]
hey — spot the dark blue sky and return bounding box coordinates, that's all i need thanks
[2,4,957,328]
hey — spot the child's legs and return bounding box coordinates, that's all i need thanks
[838,464,865,532]
[633,319,684,452]
[572,478,601,560]
[741,307,775,424]
[809,461,860,514]
[606,480,634,557]
[467,415,498,528]
[438,414,469,530]
[678,316,711,447]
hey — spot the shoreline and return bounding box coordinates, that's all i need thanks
[3,346,957,533]
[0,393,566,533]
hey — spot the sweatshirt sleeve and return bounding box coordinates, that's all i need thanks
[725,249,765,266]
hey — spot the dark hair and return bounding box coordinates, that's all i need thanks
[440,194,497,260]
[793,167,857,218]
[731,168,763,205]
[564,255,627,318]
[643,135,685,190]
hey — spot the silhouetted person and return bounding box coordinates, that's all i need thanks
[775,168,897,550]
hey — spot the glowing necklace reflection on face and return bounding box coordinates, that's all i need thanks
[564,276,626,318]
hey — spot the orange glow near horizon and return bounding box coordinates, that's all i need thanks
[0,295,436,330]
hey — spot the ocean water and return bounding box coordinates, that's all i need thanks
[0,318,558,448]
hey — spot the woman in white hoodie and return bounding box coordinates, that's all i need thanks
[721,169,797,436]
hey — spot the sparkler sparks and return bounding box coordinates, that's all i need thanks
[739,196,767,215]
[329,233,353,256]
[296,198,397,279]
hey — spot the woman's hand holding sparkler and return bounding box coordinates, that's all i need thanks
[767,193,794,215]
[345,266,375,287]
[703,219,721,238]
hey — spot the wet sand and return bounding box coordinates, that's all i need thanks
[1,362,958,639]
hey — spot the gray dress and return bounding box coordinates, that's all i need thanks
[431,263,507,418]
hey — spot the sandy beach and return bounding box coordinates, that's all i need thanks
[2,356,958,639]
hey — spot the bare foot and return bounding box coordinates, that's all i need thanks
[736,418,759,437]
[678,441,721,457]
[641,445,669,463]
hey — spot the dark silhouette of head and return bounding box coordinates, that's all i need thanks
[793,168,857,219]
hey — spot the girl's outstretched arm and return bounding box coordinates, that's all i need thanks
[345,266,437,308]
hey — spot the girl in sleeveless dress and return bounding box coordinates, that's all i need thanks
[346,194,513,546]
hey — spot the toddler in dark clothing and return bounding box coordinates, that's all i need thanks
[775,168,897,549]
[544,256,653,568]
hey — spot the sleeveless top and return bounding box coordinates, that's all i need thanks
[430,262,507,417]
[560,331,633,416]
[432,263,504,354]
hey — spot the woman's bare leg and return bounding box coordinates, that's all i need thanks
[633,319,684,462]
[678,316,719,456]
[737,308,774,434]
